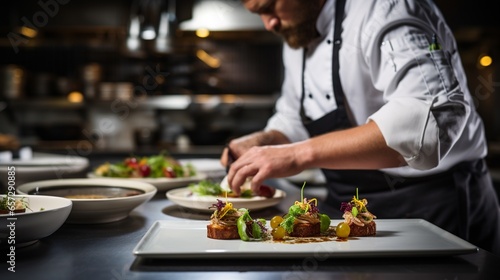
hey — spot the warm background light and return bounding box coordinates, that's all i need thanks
[20,26,37,38]
[196,28,210,38]
[196,49,220,68]
[479,55,493,67]
[67,91,84,103]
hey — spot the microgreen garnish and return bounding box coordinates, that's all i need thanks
[209,199,226,211]
[340,188,366,216]
[280,182,322,233]
[340,188,377,225]
[340,201,352,212]
[300,181,306,201]
[209,198,235,219]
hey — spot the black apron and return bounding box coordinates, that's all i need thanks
[300,0,500,255]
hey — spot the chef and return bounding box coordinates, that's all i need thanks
[222,0,500,255]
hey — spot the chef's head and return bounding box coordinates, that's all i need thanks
[242,0,326,49]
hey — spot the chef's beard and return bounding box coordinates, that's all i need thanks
[277,20,318,48]
[273,3,322,49]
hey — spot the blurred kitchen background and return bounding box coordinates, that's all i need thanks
[0,0,499,186]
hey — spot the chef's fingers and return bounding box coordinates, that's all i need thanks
[248,167,268,193]
[228,161,253,195]
[220,147,228,168]
[226,146,237,174]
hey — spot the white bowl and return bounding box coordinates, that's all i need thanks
[17,178,157,224]
[87,172,208,192]
[0,195,72,246]
[0,152,89,187]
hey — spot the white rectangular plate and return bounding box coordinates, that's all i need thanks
[133,219,478,259]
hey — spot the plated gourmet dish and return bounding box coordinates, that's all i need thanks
[206,198,270,240]
[268,183,331,241]
[206,199,244,240]
[338,188,377,238]
[93,152,196,179]
[206,185,376,243]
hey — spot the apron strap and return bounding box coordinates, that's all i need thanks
[332,0,347,110]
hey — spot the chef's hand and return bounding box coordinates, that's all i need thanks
[220,130,290,169]
[227,143,304,195]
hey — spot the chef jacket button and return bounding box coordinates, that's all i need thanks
[308,93,313,99]
[334,39,341,45]
[327,39,332,44]
[326,94,331,100]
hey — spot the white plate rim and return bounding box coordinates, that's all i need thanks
[0,152,89,167]
[133,219,478,259]
[87,172,208,192]
[166,187,286,212]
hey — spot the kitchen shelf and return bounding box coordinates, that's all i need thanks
[4,94,278,110]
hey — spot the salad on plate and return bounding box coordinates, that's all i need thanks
[93,152,196,179]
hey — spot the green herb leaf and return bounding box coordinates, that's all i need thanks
[240,189,253,198]
[319,213,331,232]
[281,214,296,233]
[352,206,358,217]
[188,180,223,196]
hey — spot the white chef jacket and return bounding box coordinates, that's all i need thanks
[264,0,487,177]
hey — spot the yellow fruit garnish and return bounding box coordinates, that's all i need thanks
[336,222,350,238]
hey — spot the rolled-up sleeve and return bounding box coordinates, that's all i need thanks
[368,30,469,170]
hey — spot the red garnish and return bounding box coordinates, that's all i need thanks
[340,201,352,212]
[139,164,151,177]
[256,220,268,233]
[163,167,176,178]
[209,199,226,211]
[306,198,319,214]
[125,157,139,168]
[256,185,276,198]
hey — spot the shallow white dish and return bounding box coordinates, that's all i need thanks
[166,187,286,212]
[17,178,157,224]
[87,172,207,192]
[133,219,478,259]
[0,195,72,246]
[0,152,89,187]
[179,158,226,180]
